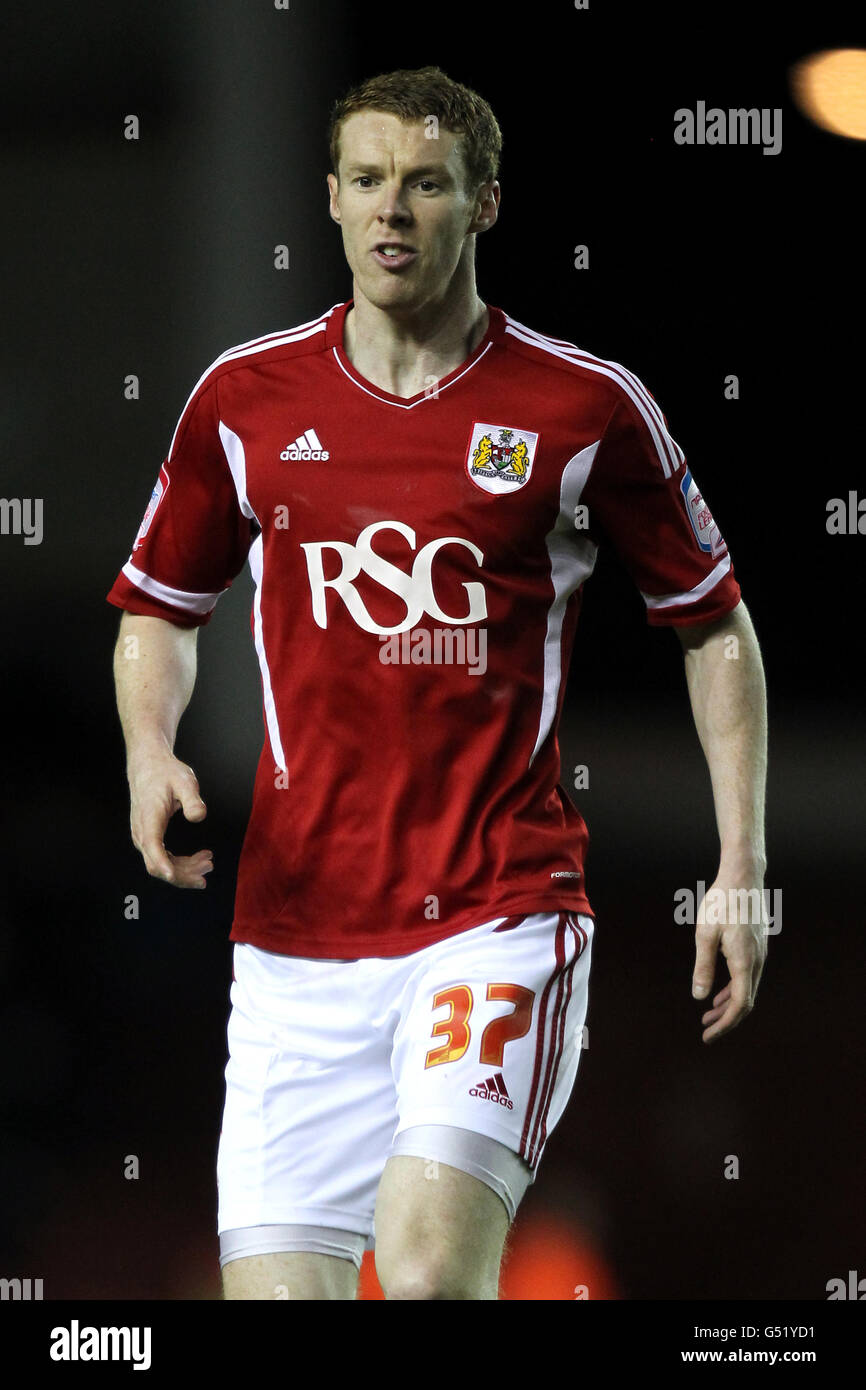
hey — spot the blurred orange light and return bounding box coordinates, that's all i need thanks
[499,1216,621,1301]
[790,49,866,140]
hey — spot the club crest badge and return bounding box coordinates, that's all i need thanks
[465,422,539,495]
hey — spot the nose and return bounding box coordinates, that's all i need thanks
[377,181,412,224]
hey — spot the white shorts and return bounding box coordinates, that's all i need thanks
[217,909,594,1270]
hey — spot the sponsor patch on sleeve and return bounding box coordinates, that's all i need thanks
[133,463,170,551]
[680,467,727,559]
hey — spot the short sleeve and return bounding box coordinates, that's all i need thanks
[106,378,254,628]
[582,385,741,626]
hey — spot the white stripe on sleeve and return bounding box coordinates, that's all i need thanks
[120,561,223,615]
[642,555,732,611]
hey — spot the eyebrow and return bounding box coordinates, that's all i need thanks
[343,162,454,180]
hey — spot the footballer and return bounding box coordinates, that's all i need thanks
[109,66,768,1300]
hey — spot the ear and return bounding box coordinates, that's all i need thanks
[326,172,341,224]
[470,180,500,236]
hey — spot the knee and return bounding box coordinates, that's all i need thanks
[379,1251,497,1301]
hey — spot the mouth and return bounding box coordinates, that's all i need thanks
[371,243,418,271]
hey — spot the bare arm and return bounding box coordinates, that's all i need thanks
[676,598,768,1042]
[113,611,213,888]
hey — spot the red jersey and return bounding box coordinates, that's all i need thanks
[107,300,741,958]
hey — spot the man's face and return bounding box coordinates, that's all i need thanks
[327,110,498,313]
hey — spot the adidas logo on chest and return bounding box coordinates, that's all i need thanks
[280,428,329,461]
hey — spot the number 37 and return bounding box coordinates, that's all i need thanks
[425,983,535,1069]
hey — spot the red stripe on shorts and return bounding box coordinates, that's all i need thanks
[525,916,577,1167]
[520,912,568,1163]
[529,915,588,1167]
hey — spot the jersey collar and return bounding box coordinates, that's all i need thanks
[325,299,505,408]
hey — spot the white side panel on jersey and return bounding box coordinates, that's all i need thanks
[642,554,732,612]
[218,421,258,520]
[247,533,287,774]
[120,559,223,615]
[217,420,286,772]
[529,441,600,768]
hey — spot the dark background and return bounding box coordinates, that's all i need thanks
[1,0,862,1300]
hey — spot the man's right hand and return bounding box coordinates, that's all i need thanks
[128,754,213,889]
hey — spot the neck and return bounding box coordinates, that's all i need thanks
[343,262,489,399]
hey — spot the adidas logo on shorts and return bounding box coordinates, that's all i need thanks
[469,1072,514,1110]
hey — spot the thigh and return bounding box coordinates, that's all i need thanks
[373,1154,508,1300]
[222,1250,358,1301]
[220,1222,367,1300]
